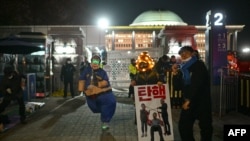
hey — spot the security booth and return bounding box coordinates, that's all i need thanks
[17,32,53,99]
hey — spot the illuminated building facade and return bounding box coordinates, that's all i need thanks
[105,10,244,62]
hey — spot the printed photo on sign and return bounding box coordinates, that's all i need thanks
[134,84,174,141]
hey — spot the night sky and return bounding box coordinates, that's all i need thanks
[85,0,250,49]
[0,0,249,49]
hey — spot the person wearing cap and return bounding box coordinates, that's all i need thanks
[172,46,213,141]
[78,55,116,130]
[0,66,27,124]
[60,58,76,98]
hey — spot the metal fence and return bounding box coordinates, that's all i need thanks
[238,73,250,116]
[166,67,250,118]
[219,67,239,117]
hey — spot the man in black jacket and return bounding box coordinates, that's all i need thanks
[61,58,76,98]
[172,46,213,141]
[0,66,26,124]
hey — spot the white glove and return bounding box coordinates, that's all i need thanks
[6,88,12,94]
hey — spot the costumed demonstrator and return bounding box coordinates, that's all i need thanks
[133,51,163,127]
[78,55,116,130]
[135,51,163,85]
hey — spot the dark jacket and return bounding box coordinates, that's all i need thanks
[158,102,168,116]
[60,63,76,81]
[173,60,211,112]
[0,71,24,97]
[80,61,90,74]
[135,70,161,85]
[155,60,171,75]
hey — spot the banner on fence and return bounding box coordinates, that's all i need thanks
[134,84,174,141]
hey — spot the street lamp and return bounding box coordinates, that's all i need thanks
[242,47,250,53]
[98,18,109,29]
[97,18,109,61]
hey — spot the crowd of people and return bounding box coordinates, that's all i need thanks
[128,46,213,141]
[0,46,213,141]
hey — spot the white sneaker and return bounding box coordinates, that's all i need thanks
[102,122,109,130]
[80,92,84,96]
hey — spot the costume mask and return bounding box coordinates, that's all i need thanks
[91,59,100,65]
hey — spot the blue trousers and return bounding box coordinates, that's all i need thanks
[86,92,116,122]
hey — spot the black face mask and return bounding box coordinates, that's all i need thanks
[6,71,15,78]
[5,71,13,77]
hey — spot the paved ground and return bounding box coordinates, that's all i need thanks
[0,90,250,141]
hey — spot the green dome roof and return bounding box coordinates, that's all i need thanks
[130,10,187,26]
